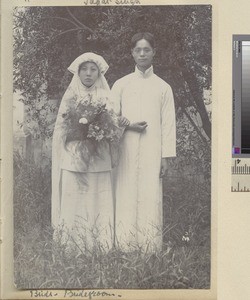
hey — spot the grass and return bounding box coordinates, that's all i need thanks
[13,152,210,289]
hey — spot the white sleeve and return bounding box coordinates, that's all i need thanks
[161,85,176,158]
[110,80,122,115]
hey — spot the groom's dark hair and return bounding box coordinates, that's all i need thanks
[131,32,155,49]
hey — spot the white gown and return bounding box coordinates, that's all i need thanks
[52,85,114,251]
[111,66,176,251]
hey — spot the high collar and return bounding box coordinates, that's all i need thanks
[73,77,98,102]
[76,77,98,98]
[134,65,154,78]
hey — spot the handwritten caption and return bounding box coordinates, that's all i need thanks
[30,290,122,299]
[24,0,141,5]
[83,0,141,5]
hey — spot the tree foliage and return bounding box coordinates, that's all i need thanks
[13,5,211,142]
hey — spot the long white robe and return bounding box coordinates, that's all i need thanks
[111,66,176,251]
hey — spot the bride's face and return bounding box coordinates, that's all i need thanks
[78,62,99,87]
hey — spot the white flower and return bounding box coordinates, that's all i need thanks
[79,117,88,124]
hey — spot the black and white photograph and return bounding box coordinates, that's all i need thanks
[13,4,212,290]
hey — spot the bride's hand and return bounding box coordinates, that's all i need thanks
[128,121,148,132]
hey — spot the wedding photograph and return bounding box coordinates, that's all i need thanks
[13,4,212,289]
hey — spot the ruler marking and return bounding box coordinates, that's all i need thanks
[231,158,250,191]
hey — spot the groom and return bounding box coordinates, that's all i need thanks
[111,32,176,251]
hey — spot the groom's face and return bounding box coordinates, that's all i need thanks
[132,39,155,70]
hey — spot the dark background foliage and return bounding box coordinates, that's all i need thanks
[13,5,211,139]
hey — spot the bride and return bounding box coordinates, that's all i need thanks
[51,52,126,251]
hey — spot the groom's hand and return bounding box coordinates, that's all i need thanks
[118,116,130,127]
[128,121,148,133]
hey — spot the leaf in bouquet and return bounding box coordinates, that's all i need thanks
[75,141,92,164]
[63,108,89,143]
[87,123,105,142]
[66,139,98,169]
[98,110,113,124]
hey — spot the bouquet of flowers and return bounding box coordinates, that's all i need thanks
[61,93,124,167]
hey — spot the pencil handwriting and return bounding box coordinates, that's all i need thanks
[29,290,122,299]
[64,290,122,299]
[83,0,141,5]
[83,0,112,5]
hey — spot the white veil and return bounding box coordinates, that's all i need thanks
[51,53,110,228]
[67,52,110,97]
